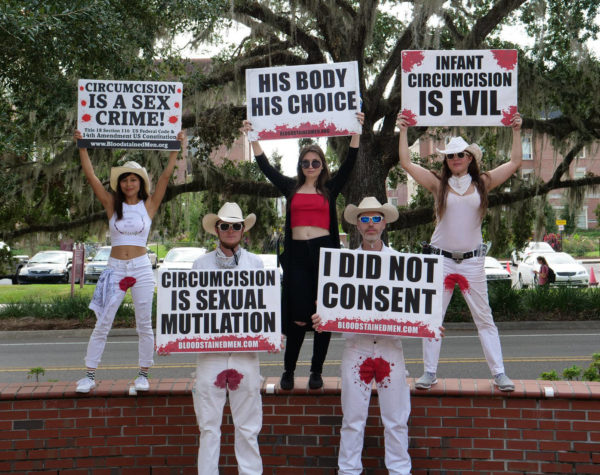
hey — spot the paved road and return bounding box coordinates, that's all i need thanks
[1,322,598,385]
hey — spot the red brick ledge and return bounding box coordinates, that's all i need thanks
[1,377,598,400]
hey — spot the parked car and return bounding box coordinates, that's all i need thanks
[0,241,29,284]
[17,250,78,284]
[484,257,511,282]
[84,246,111,283]
[510,241,555,265]
[516,252,589,288]
[159,247,207,270]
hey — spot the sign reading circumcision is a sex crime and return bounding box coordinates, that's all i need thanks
[401,49,518,127]
[156,269,281,353]
[77,79,182,150]
[245,61,361,141]
[316,249,443,338]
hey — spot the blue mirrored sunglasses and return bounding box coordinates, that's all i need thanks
[359,215,383,224]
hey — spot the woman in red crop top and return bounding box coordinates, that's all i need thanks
[241,112,364,390]
[73,130,184,394]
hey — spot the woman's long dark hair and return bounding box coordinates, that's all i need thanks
[113,173,148,220]
[537,255,549,266]
[292,144,331,200]
[434,153,488,221]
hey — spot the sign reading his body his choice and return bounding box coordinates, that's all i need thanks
[316,249,444,338]
[245,61,361,141]
[156,269,281,353]
[401,49,518,127]
[77,79,183,150]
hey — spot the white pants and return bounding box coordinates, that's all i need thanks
[84,255,155,368]
[338,336,411,475]
[192,352,263,475]
[423,256,505,376]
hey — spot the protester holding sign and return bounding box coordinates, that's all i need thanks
[74,129,183,394]
[191,202,268,475]
[241,111,364,391]
[312,196,412,475]
[396,112,522,392]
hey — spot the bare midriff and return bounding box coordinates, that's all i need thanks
[110,245,147,260]
[291,226,330,240]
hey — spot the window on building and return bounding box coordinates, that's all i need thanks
[574,167,586,179]
[521,135,532,160]
[576,207,588,229]
[577,146,586,159]
[521,169,534,181]
[389,197,398,207]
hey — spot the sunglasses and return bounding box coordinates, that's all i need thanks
[359,215,383,224]
[301,159,322,169]
[217,222,243,231]
[446,152,468,159]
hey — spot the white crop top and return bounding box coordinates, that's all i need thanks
[109,201,152,247]
[430,190,483,252]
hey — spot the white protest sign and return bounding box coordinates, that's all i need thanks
[156,269,281,353]
[316,248,443,338]
[77,79,183,150]
[401,49,518,126]
[245,61,361,141]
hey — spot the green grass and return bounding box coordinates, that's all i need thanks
[0,284,132,304]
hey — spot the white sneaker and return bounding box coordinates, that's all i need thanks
[76,377,96,393]
[415,372,438,389]
[134,375,150,391]
[494,373,515,392]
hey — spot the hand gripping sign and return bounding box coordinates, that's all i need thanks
[156,269,281,353]
[401,49,518,127]
[77,79,183,150]
[245,61,362,141]
[317,248,444,338]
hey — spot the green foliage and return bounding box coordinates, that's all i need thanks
[539,370,560,381]
[539,353,600,382]
[27,367,45,382]
[562,233,598,256]
[562,365,582,381]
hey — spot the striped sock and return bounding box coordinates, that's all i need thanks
[138,370,148,379]
[86,370,96,381]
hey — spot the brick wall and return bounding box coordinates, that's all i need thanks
[1,377,599,474]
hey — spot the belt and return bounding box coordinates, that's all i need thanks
[422,243,487,263]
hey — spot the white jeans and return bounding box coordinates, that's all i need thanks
[84,255,155,368]
[423,256,505,376]
[338,336,411,475]
[192,352,263,475]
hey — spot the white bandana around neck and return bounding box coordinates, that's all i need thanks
[215,246,241,269]
[448,174,472,195]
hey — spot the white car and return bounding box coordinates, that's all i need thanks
[84,246,111,283]
[484,257,511,282]
[159,247,207,270]
[17,250,77,284]
[511,241,555,265]
[516,252,589,288]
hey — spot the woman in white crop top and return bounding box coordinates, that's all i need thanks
[73,130,184,394]
[396,113,522,392]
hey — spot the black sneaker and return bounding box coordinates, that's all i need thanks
[309,372,323,389]
[280,371,294,390]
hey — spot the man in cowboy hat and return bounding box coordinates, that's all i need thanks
[191,202,265,475]
[313,196,413,475]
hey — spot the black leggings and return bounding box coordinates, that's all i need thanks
[284,322,331,374]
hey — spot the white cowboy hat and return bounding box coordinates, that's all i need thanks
[344,196,399,224]
[110,161,151,195]
[436,137,483,163]
[202,202,256,236]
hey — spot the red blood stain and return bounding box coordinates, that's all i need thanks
[177,88,182,93]
[174,102,180,108]
[402,51,425,73]
[119,276,136,291]
[81,100,87,106]
[79,86,84,91]
[501,105,518,126]
[491,50,517,70]
[81,114,91,122]
[359,357,391,384]
[444,273,469,293]
[401,109,417,126]
[214,369,244,390]
[168,116,178,124]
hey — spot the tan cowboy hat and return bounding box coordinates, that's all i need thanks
[436,137,482,163]
[110,161,151,195]
[344,196,399,224]
[202,202,256,236]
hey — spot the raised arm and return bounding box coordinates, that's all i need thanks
[396,114,439,194]
[74,130,113,213]
[484,113,523,191]
[349,111,364,149]
[146,131,184,217]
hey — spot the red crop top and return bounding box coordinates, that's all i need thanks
[290,193,330,230]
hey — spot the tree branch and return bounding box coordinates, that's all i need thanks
[461,0,527,49]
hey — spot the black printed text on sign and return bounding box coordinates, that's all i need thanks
[156,269,281,353]
[245,61,361,141]
[316,249,443,338]
[77,79,182,150]
[401,50,518,127]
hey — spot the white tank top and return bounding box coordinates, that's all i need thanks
[109,201,152,247]
[430,190,483,252]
